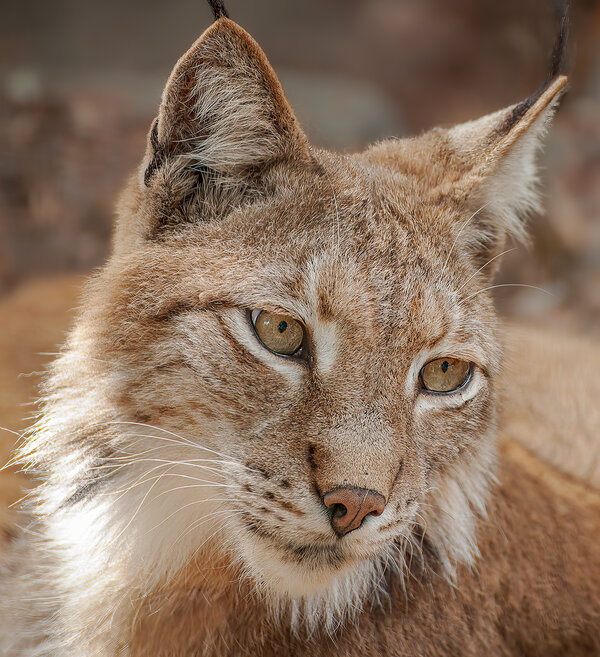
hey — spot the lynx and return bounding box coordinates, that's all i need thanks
[1,2,599,656]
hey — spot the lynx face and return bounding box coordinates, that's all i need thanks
[96,156,500,598]
[24,14,566,629]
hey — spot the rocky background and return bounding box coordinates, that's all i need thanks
[1,0,600,335]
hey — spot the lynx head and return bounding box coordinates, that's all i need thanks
[27,8,567,633]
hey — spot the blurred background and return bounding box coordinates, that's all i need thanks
[1,0,600,334]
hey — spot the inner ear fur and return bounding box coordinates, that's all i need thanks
[140,18,308,204]
[453,75,568,271]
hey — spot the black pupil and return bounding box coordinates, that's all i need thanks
[278,320,288,333]
[441,360,449,373]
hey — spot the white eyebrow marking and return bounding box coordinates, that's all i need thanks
[312,318,337,376]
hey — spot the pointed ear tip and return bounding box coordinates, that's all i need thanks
[160,16,258,92]
[528,74,569,118]
[172,15,250,57]
[172,16,263,70]
[540,74,569,109]
[550,74,569,93]
[203,15,253,40]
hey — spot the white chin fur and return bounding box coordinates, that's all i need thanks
[235,533,352,597]
[229,529,399,635]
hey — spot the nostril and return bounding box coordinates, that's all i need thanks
[369,508,382,517]
[330,503,347,520]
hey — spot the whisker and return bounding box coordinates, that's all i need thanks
[438,202,490,284]
[147,504,234,539]
[145,478,234,492]
[98,456,228,477]
[163,507,237,554]
[108,472,168,547]
[460,283,555,305]
[108,423,241,462]
[0,425,23,438]
[115,434,233,460]
[455,247,517,294]
[183,513,241,556]
[99,468,234,502]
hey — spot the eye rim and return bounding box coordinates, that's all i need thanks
[248,309,307,360]
[419,358,473,395]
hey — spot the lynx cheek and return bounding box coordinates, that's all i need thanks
[251,310,304,357]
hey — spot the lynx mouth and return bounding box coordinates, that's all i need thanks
[232,515,393,597]
[239,540,362,596]
[241,519,348,567]
[274,538,347,567]
[237,506,411,566]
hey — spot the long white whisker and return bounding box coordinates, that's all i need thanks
[439,202,490,284]
[108,424,239,462]
[145,501,233,537]
[108,472,168,547]
[455,247,517,294]
[148,484,233,505]
[100,469,234,502]
[460,283,555,305]
[180,512,240,555]
[107,422,202,449]
[0,425,22,437]
[173,523,229,567]
[99,457,227,477]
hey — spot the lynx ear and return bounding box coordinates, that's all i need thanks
[141,18,308,199]
[433,75,568,258]
[433,5,570,268]
[367,75,567,272]
[363,7,569,273]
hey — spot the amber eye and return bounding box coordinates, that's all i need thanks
[251,310,304,356]
[421,357,471,393]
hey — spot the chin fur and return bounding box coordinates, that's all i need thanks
[232,540,401,636]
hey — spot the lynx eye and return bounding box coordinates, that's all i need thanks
[421,357,471,393]
[251,310,304,356]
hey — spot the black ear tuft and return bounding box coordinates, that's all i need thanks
[206,0,229,20]
[548,0,569,82]
[501,1,569,134]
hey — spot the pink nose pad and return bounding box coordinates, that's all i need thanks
[322,486,386,537]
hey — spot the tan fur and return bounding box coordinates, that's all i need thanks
[1,14,598,657]
[502,324,600,489]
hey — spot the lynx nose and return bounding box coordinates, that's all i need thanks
[322,486,386,537]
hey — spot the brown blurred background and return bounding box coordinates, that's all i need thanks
[1,0,600,334]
